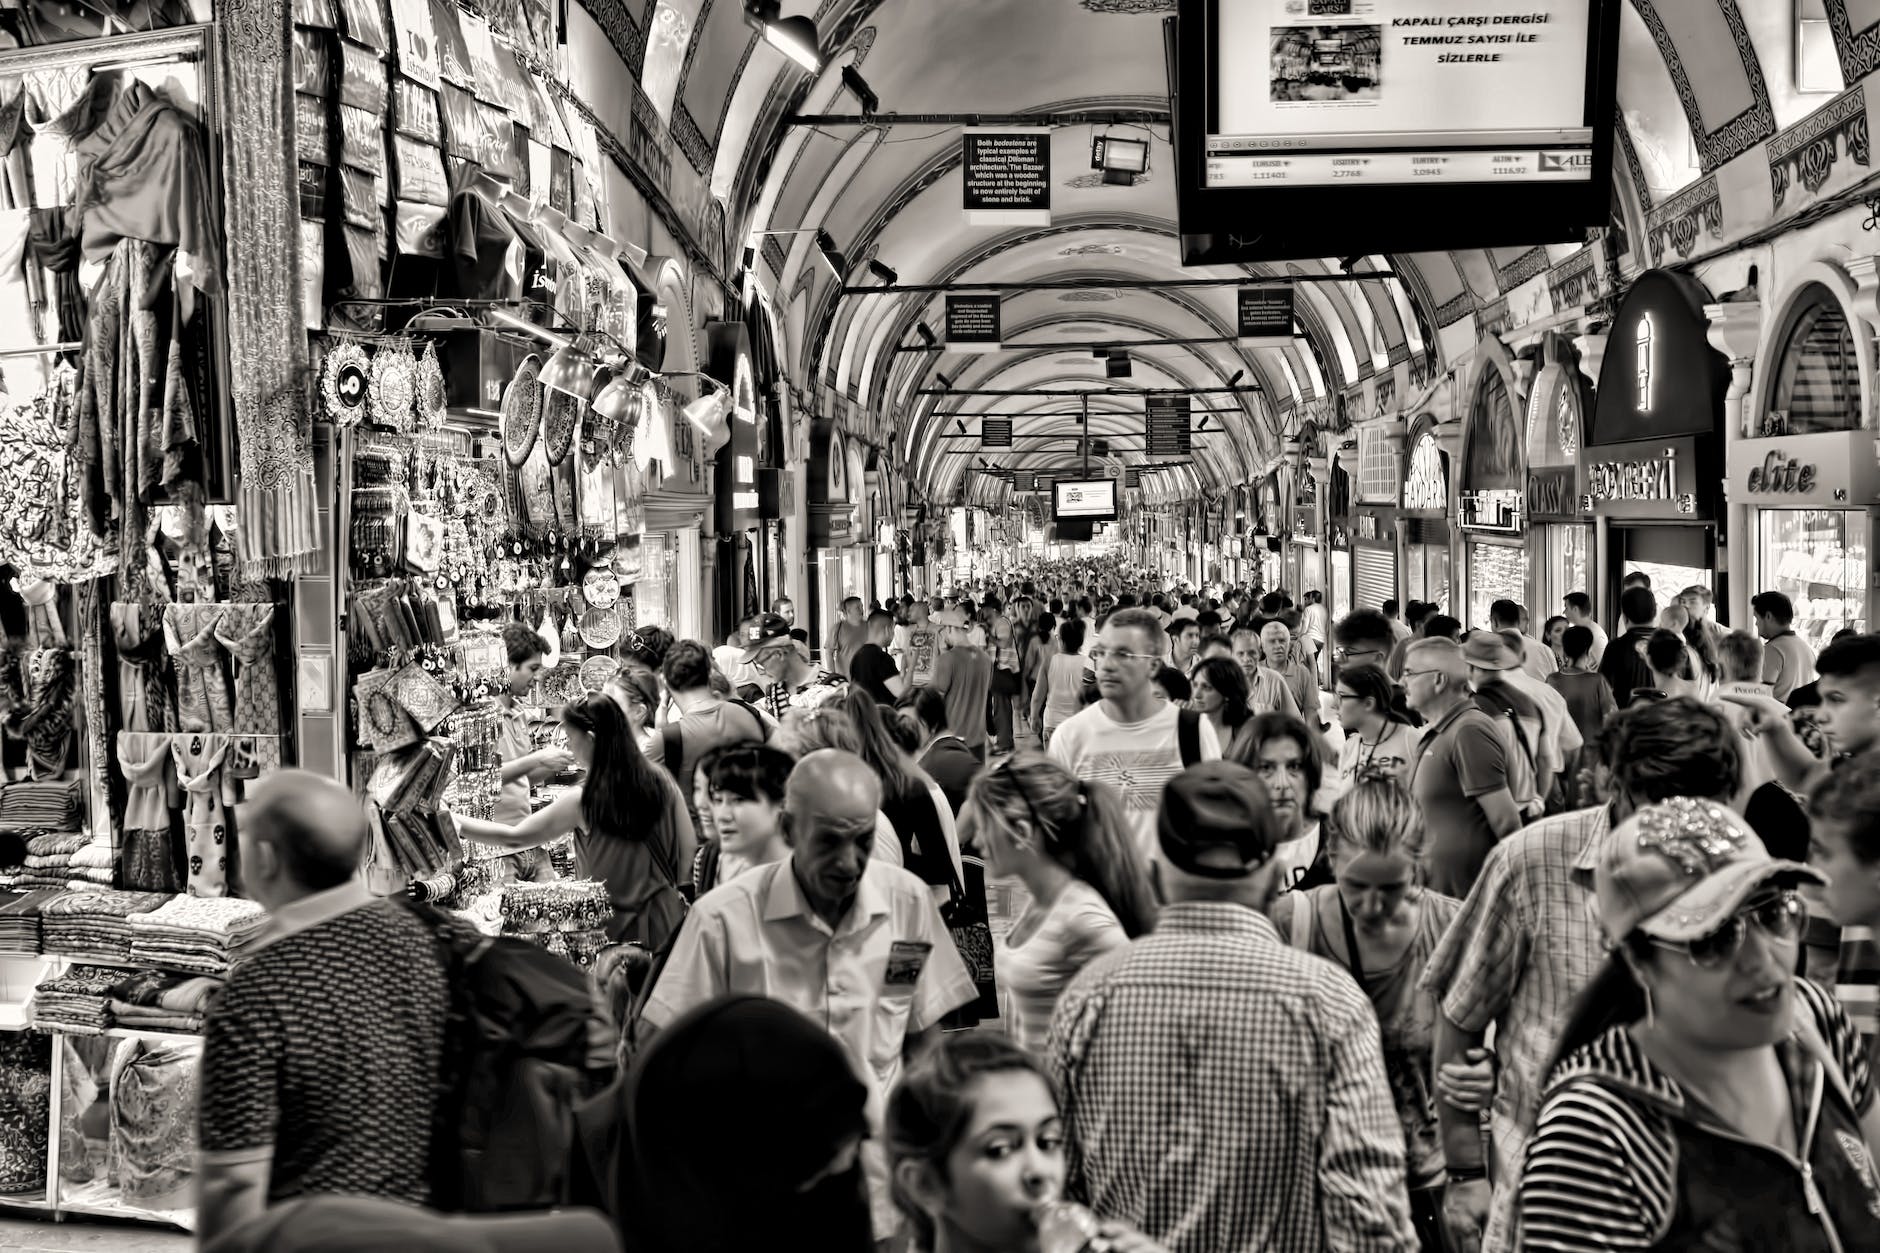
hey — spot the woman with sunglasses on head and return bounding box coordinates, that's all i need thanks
[1188,656,1258,762]
[1268,779,1459,1250]
[1332,663,1421,797]
[887,1033,1169,1253]
[963,753,1155,1054]
[454,691,693,950]
[605,664,661,740]
[1516,797,1880,1251]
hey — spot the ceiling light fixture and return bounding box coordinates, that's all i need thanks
[840,65,878,116]
[956,419,967,435]
[867,258,899,285]
[916,322,938,348]
[936,372,955,392]
[744,1,822,71]
[1105,350,1132,379]
[815,229,849,280]
[1227,369,1244,386]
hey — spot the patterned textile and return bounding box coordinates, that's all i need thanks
[130,894,265,973]
[0,781,78,831]
[0,889,62,955]
[220,0,319,577]
[32,964,124,1034]
[111,601,176,734]
[41,890,172,961]
[118,730,181,893]
[0,363,111,582]
[163,604,233,733]
[75,584,121,846]
[171,732,233,896]
[1416,805,1611,1253]
[213,602,283,775]
[200,898,462,1205]
[0,1032,50,1193]
[1048,902,1417,1252]
[8,649,75,780]
[109,1037,198,1210]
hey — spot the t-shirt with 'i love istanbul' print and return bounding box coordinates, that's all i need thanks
[1048,701,1221,860]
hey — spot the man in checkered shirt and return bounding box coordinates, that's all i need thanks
[1047,761,1417,1253]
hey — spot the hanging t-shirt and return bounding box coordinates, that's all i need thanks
[444,185,517,300]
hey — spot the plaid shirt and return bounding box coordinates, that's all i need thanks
[1049,902,1417,1253]
[1416,805,1610,1253]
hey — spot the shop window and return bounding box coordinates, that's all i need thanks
[1766,285,1859,434]
[1760,510,1868,644]
[1796,0,1842,95]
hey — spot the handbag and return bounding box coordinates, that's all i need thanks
[940,854,999,1028]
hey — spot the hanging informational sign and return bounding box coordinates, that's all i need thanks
[981,418,1013,448]
[1014,470,1036,492]
[1145,396,1193,458]
[1238,287,1294,344]
[962,127,1052,226]
[1578,436,1703,519]
[945,294,1002,352]
[1124,467,1141,489]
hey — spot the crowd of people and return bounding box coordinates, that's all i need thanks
[186,555,1880,1253]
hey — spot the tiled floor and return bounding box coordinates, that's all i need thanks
[0,1217,187,1251]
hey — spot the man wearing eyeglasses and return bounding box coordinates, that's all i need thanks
[1418,698,1744,1253]
[742,613,846,721]
[1333,609,1421,727]
[1048,607,1220,858]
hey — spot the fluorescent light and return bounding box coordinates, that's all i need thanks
[486,307,570,349]
[764,15,821,71]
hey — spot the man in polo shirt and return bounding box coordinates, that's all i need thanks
[642,750,973,1241]
[1753,589,1819,703]
[1262,619,1322,728]
[1403,637,1522,897]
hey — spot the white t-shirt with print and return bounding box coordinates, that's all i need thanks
[1048,700,1221,859]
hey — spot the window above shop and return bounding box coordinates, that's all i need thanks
[1765,284,1859,436]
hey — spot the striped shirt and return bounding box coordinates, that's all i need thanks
[1049,902,1418,1253]
[1416,805,1611,1253]
[1517,979,1875,1250]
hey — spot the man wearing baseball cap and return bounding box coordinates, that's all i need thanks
[742,612,845,721]
[1048,761,1416,1252]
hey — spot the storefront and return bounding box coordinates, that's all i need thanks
[1350,422,1402,613]
[1524,333,1594,617]
[1328,441,1357,620]
[1256,474,1283,589]
[1400,416,1453,612]
[1730,433,1877,643]
[1586,270,1731,618]
[1459,343,1529,629]
[807,418,860,656]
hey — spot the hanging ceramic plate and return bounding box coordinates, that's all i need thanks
[369,343,417,431]
[581,366,616,454]
[502,354,543,466]
[541,385,581,466]
[582,566,620,609]
[579,605,622,650]
[579,655,616,692]
[416,340,448,428]
[322,341,371,427]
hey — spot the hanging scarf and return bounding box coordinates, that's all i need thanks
[111,601,175,733]
[14,648,73,780]
[213,602,282,776]
[219,0,317,577]
[72,80,219,283]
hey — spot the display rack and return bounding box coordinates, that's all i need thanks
[0,952,199,1232]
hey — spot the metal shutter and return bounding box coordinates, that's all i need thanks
[1354,545,1397,612]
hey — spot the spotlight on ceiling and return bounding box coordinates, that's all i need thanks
[814,229,849,280]
[867,258,898,285]
[840,65,879,116]
[1196,415,1210,432]
[1339,255,1363,273]
[936,372,955,392]
[956,419,967,435]
[1105,350,1132,380]
[1227,369,1244,386]
[744,1,822,71]
[916,322,937,348]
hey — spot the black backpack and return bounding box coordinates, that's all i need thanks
[400,899,614,1213]
[1177,706,1203,767]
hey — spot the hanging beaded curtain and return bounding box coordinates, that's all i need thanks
[218,0,319,577]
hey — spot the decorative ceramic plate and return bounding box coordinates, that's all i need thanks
[501,354,542,465]
[541,386,581,466]
[578,605,622,650]
[579,655,616,692]
[416,341,448,427]
[322,342,371,427]
[369,343,417,431]
[581,567,620,609]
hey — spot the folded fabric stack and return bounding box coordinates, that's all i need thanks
[0,888,65,955]
[0,782,79,832]
[127,896,267,975]
[12,832,88,891]
[104,969,221,1036]
[40,889,172,961]
[65,838,115,887]
[30,965,122,1035]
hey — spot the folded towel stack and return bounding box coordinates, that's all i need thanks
[103,969,222,1035]
[128,896,268,974]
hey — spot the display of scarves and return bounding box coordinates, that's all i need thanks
[111,600,176,734]
[72,79,220,284]
[213,602,282,776]
[162,603,233,733]
[170,732,232,897]
[76,582,122,846]
[0,1032,50,1195]
[12,648,74,780]
[219,0,318,577]
[109,1036,198,1211]
[117,730,181,893]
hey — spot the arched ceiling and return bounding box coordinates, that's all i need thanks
[594,0,1819,504]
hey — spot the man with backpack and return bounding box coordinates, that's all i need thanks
[641,640,774,842]
[199,770,469,1243]
[1402,638,1523,898]
[1463,632,1553,819]
[1049,607,1220,860]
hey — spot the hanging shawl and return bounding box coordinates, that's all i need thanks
[220,0,317,577]
[111,601,176,733]
[11,648,74,780]
[213,602,283,776]
[71,79,220,287]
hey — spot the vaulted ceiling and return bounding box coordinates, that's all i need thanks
[588,0,1841,504]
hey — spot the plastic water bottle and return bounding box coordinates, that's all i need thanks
[1035,1200,1103,1253]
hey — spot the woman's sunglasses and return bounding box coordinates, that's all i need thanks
[1645,890,1806,969]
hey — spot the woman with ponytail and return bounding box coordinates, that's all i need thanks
[842,687,965,893]
[962,752,1156,1052]
[453,690,693,949]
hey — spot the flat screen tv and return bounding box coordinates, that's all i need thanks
[1172,0,1621,265]
[1053,478,1118,522]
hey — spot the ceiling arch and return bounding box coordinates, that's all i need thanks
[580,0,1800,500]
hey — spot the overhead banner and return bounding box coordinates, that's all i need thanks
[962,127,1052,227]
[1145,396,1193,459]
[1238,287,1294,344]
[1013,470,1036,492]
[945,293,1002,352]
[981,418,1013,448]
